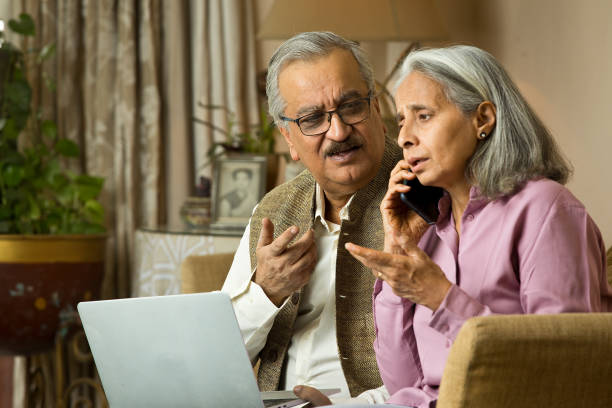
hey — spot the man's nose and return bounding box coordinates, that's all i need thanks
[325,112,351,141]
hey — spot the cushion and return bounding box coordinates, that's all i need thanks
[180,253,235,293]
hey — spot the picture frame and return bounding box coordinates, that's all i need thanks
[211,155,267,229]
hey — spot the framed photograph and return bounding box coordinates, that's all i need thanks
[211,155,267,229]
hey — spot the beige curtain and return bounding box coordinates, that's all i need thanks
[20,0,165,300]
[9,0,165,406]
[189,0,260,181]
[6,0,259,405]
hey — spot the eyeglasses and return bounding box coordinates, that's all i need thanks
[280,95,372,136]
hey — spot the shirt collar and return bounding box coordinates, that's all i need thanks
[314,183,354,230]
[436,185,490,224]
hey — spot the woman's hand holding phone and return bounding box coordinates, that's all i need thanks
[382,161,431,253]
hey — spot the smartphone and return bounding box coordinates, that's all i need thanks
[399,175,444,225]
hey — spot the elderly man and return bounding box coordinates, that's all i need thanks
[221,31,401,405]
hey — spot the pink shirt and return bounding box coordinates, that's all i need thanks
[373,179,611,407]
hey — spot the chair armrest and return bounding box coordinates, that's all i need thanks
[437,313,612,408]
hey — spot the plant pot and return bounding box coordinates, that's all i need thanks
[0,234,106,355]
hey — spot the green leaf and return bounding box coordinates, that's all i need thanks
[1,118,22,141]
[8,13,35,36]
[84,199,104,223]
[2,164,25,187]
[0,118,6,131]
[5,79,31,113]
[0,221,11,233]
[0,206,11,220]
[55,138,80,157]
[28,195,40,220]
[41,120,57,142]
[74,174,104,200]
[51,173,69,190]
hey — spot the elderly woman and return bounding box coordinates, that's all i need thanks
[340,45,612,408]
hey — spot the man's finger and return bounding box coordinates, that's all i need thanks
[268,225,300,255]
[257,218,275,249]
[285,229,316,264]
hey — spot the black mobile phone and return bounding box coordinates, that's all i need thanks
[399,175,444,225]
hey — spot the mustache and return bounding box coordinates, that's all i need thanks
[324,136,363,157]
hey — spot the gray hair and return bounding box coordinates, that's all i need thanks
[394,45,572,198]
[266,31,375,128]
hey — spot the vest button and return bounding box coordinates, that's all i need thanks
[291,292,300,305]
[269,349,278,362]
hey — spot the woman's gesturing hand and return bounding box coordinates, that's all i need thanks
[346,242,451,311]
[382,160,430,254]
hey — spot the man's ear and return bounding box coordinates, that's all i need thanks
[474,101,496,137]
[279,126,300,161]
[372,96,388,136]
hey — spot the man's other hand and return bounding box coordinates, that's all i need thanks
[254,218,317,306]
[293,385,332,407]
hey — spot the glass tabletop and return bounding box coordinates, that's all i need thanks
[139,223,245,237]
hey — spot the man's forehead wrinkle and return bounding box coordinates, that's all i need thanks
[294,89,366,116]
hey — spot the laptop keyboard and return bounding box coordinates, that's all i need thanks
[263,398,297,407]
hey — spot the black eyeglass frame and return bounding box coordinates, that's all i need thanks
[279,94,373,136]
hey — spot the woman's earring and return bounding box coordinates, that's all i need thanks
[478,132,487,140]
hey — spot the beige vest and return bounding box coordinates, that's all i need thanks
[249,137,402,396]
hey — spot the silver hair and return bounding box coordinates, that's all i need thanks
[266,31,375,129]
[394,45,572,198]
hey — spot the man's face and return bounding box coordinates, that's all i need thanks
[234,171,251,191]
[277,49,386,198]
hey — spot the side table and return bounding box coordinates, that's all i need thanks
[133,225,243,296]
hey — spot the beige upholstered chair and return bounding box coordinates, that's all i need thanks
[438,247,612,408]
[437,313,612,408]
[180,253,235,294]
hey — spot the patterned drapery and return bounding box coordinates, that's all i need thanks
[5,1,259,405]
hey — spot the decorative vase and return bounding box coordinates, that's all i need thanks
[180,196,212,228]
[0,234,106,355]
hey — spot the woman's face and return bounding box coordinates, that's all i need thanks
[395,71,479,191]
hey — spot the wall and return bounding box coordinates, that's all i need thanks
[255,0,612,246]
[474,0,612,246]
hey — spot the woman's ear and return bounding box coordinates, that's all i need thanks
[474,101,496,138]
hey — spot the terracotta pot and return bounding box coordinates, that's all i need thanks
[0,234,106,355]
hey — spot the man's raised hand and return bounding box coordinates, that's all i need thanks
[254,218,317,306]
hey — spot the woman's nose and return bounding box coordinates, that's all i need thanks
[397,123,416,149]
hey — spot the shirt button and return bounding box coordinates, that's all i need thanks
[291,292,300,305]
[466,214,474,221]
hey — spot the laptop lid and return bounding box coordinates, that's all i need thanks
[78,291,266,408]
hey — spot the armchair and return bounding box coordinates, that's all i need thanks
[437,247,612,407]
[180,253,235,293]
[437,312,612,407]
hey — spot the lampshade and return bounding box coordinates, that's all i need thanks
[257,0,448,42]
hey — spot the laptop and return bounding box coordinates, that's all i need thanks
[78,291,339,408]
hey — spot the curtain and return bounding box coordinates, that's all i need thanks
[18,0,165,300]
[9,0,165,406]
[6,0,259,405]
[189,0,260,183]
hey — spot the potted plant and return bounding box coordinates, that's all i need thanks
[193,102,278,189]
[181,104,278,229]
[0,13,106,355]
